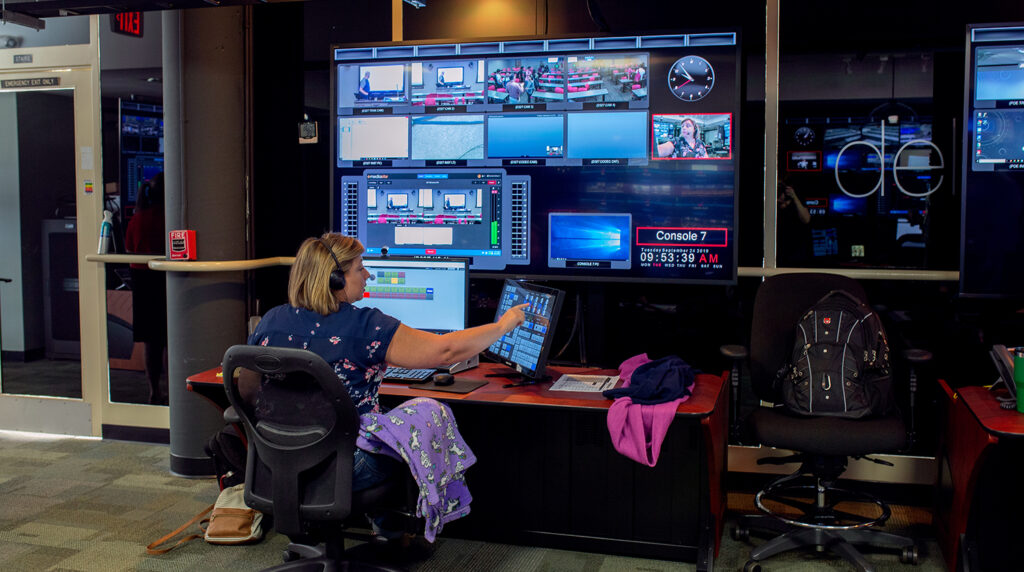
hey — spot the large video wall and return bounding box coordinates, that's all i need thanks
[331,33,740,284]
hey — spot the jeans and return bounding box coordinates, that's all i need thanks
[353,449,404,538]
[353,449,396,492]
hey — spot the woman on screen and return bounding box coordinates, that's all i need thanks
[248,233,526,494]
[675,117,708,158]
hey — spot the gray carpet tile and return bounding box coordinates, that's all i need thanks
[0,430,946,572]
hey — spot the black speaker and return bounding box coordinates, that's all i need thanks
[318,238,346,291]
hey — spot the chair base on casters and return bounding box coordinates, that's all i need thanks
[734,514,919,572]
[262,541,407,572]
[734,461,918,572]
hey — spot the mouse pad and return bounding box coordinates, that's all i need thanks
[411,379,487,394]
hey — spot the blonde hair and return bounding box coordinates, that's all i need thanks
[288,233,364,315]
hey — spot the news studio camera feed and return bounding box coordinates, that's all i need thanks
[410,59,490,107]
[410,115,485,160]
[332,32,740,284]
[652,113,732,160]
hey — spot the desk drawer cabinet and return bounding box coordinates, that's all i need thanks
[382,397,723,563]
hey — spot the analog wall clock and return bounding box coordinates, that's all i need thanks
[668,55,715,102]
[794,126,816,146]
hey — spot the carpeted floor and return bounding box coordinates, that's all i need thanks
[0,430,945,571]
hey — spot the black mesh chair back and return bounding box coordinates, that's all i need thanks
[222,344,360,538]
[749,273,867,404]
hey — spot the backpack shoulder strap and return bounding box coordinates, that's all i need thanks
[145,504,214,555]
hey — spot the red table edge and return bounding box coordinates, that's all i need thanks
[188,362,727,417]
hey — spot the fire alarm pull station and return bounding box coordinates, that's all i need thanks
[169,230,197,260]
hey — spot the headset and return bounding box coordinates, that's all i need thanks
[317,237,346,291]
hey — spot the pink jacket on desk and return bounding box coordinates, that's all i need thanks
[605,354,694,467]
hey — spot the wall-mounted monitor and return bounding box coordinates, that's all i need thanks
[119,100,164,215]
[332,32,741,284]
[961,24,1024,298]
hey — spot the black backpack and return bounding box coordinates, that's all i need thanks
[204,425,247,490]
[775,290,894,419]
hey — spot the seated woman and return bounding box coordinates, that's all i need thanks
[248,233,526,495]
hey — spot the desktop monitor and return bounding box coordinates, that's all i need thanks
[356,257,469,334]
[484,279,565,381]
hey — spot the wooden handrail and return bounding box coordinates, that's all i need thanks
[147,257,296,272]
[85,254,164,264]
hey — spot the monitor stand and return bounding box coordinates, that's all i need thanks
[485,369,551,388]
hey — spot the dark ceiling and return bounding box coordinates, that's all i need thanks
[1,0,291,19]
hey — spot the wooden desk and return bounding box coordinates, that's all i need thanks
[188,362,727,569]
[936,380,1024,572]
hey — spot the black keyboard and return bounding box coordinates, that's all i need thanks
[383,367,434,383]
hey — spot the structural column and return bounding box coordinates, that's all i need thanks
[163,7,249,476]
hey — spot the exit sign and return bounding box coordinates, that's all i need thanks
[110,12,143,38]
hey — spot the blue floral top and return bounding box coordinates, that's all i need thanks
[248,303,401,415]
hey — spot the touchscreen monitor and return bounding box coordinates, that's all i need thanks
[484,279,564,381]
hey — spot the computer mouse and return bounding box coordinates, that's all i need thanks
[432,373,455,386]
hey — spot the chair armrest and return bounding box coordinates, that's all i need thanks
[720,345,749,443]
[901,348,933,450]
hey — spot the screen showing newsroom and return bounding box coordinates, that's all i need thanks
[332,33,740,283]
[355,257,468,334]
[960,25,1024,297]
[485,279,564,380]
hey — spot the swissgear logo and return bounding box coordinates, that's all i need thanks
[823,317,832,325]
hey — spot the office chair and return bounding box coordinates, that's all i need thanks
[721,273,923,572]
[222,344,410,572]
